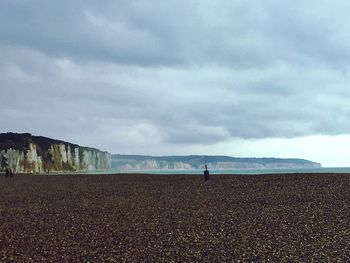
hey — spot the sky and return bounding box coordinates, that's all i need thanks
[1,0,350,167]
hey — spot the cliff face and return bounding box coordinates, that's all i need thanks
[0,133,111,173]
[112,154,322,171]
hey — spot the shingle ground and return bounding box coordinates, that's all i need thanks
[0,173,349,262]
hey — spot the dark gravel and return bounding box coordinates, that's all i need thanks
[0,172,350,262]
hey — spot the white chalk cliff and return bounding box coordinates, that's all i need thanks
[0,133,111,173]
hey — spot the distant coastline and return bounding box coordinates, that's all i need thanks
[111,154,321,171]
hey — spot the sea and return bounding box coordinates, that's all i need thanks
[90,167,350,175]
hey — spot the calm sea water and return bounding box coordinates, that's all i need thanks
[91,167,350,175]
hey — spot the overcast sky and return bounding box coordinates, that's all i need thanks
[2,0,350,166]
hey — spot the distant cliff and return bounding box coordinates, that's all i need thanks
[112,154,321,171]
[0,133,111,173]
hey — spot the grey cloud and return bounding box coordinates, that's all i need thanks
[2,1,350,153]
[2,1,350,68]
[0,1,185,66]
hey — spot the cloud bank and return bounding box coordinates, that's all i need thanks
[1,0,350,164]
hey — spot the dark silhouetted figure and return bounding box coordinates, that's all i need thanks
[204,165,209,181]
[2,155,13,178]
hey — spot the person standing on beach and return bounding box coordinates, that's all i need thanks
[204,165,209,181]
[1,154,14,177]
[1,154,9,177]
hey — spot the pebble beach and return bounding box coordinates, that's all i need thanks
[0,172,349,262]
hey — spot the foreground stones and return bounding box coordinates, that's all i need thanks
[0,173,349,262]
